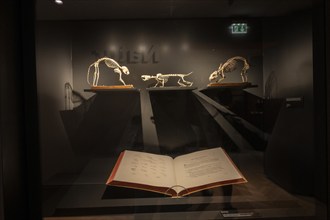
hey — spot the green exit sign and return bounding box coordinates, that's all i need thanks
[230,23,248,34]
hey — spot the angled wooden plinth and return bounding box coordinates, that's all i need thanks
[207,82,256,89]
[85,85,137,93]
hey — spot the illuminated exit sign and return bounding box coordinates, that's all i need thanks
[230,23,248,34]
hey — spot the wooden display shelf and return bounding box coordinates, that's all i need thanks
[207,82,255,88]
[91,85,134,90]
[84,85,137,93]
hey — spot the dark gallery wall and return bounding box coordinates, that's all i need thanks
[262,15,313,99]
[36,19,264,184]
[36,22,86,183]
[262,13,314,195]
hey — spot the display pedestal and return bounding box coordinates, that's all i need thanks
[200,85,267,151]
[67,89,142,156]
[147,87,198,155]
[201,84,261,127]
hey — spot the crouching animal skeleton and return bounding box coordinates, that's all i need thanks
[209,56,250,83]
[87,57,130,86]
[141,72,193,88]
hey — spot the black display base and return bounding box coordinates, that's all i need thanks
[146,86,197,91]
[148,88,197,154]
[206,82,257,89]
[64,89,143,156]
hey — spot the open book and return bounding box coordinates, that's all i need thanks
[106,147,247,197]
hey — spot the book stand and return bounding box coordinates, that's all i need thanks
[165,185,189,198]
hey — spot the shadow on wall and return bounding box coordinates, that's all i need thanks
[264,71,278,99]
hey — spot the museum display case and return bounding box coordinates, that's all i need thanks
[1,0,326,219]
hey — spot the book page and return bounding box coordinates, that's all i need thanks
[113,150,176,188]
[174,147,244,189]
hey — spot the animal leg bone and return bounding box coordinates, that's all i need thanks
[119,73,126,85]
[216,71,225,83]
[241,69,248,82]
[161,79,165,87]
[241,73,247,82]
[114,68,126,85]
[92,66,97,86]
[181,77,193,86]
[153,80,161,87]
[93,63,100,86]
[177,78,187,87]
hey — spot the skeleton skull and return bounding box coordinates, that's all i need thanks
[121,66,129,75]
[141,75,151,81]
[209,70,219,81]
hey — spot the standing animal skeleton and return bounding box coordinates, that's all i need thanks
[209,56,250,83]
[141,72,193,87]
[87,57,130,86]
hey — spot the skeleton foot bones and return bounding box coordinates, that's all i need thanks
[209,56,250,83]
[87,57,130,86]
[141,72,193,88]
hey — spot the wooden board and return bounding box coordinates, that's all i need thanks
[90,85,134,90]
[207,82,252,88]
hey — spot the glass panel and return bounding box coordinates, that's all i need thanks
[36,0,327,219]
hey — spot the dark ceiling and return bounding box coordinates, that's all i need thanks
[36,0,313,21]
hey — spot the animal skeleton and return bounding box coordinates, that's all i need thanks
[87,57,130,86]
[209,56,250,83]
[141,72,193,87]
